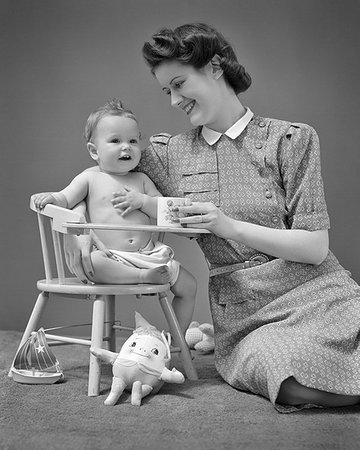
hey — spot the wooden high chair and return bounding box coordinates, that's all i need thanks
[9,199,198,396]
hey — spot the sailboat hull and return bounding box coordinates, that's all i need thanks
[11,368,64,384]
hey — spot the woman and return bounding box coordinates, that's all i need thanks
[66,23,360,412]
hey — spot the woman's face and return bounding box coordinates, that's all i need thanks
[154,60,223,130]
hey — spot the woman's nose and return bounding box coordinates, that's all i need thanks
[170,90,182,107]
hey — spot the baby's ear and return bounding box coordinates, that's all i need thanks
[87,142,98,161]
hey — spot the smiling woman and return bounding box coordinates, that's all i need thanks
[133,22,360,412]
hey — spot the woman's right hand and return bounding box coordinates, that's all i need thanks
[63,231,112,283]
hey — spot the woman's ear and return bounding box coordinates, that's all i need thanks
[87,142,98,161]
[210,54,223,80]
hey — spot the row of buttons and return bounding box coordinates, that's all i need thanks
[255,120,278,224]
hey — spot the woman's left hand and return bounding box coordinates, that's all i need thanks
[174,201,233,238]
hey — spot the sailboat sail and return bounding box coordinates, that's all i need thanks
[11,328,64,384]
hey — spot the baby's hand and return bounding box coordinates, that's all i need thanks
[111,186,145,216]
[32,192,57,210]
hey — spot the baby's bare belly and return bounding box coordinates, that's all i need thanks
[89,209,153,252]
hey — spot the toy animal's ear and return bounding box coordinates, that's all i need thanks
[161,331,171,362]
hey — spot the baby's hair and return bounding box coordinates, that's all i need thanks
[84,98,139,143]
[142,23,251,95]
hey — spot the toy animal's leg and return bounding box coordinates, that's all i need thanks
[104,377,127,406]
[131,381,153,406]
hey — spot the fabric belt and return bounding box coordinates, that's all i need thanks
[209,254,269,277]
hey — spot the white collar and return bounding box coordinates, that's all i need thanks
[201,108,254,145]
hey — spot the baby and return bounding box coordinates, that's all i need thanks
[33,99,196,333]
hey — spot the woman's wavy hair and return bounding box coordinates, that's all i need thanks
[84,98,139,143]
[142,23,251,95]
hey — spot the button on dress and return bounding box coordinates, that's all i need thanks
[138,116,360,412]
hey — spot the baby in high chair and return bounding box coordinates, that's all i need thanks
[32,98,196,333]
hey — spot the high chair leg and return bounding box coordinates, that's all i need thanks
[104,295,116,352]
[158,292,198,380]
[88,295,106,396]
[8,291,49,377]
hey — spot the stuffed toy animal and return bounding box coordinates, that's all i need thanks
[185,321,215,354]
[90,312,185,406]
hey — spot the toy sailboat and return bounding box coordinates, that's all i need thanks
[11,328,64,384]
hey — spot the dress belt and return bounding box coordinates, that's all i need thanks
[209,254,269,277]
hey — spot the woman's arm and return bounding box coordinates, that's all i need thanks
[176,202,329,265]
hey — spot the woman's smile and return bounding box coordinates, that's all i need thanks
[181,100,196,115]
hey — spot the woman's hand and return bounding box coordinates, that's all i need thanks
[63,231,112,283]
[111,186,145,216]
[174,201,233,238]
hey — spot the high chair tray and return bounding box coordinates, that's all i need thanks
[63,222,211,235]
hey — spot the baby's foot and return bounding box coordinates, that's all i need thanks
[140,266,171,284]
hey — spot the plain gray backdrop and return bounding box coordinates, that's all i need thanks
[1,0,359,333]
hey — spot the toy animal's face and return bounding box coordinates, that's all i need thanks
[118,334,168,371]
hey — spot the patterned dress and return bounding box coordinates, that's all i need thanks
[138,115,360,412]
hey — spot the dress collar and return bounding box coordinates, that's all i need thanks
[201,108,254,145]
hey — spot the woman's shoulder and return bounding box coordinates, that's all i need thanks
[149,128,199,146]
[253,114,317,137]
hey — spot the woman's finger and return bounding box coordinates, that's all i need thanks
[178,215,201,224]
[81,247,94,281]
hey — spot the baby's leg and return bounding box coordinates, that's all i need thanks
[276,376,360,408]
[90,250,171,284]
[170,266,197,335]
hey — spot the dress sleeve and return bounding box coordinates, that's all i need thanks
[280,123,330,231]
[137,133,179,197]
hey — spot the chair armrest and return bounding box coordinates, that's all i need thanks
[30,197,86,234]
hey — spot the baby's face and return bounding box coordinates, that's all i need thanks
[90,115,141,175]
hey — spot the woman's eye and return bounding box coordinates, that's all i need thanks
[151,348,159,355]
[174,81,184,89]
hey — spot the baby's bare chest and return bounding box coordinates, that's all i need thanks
[88,172,144,202]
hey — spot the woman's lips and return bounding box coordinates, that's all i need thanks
[182,100,195,115]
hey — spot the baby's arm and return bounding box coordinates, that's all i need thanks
[33,172,89,211]
[112,173,161,218]
[32,191,68,210]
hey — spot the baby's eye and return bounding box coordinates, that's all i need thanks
[111,138,120,143]
[151,348,159,355]
[130,139,138,144]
